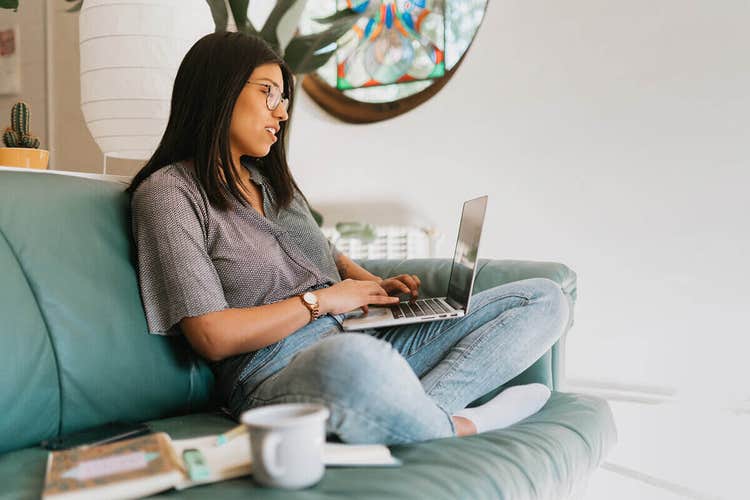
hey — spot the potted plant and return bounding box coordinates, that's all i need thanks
[0,101,49,169]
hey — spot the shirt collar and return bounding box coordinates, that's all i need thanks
[240,156,280,217]
[241,156,268,188]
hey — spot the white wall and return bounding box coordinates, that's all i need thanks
[289,0,750,402]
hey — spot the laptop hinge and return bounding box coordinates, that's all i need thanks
[445,296,465,311]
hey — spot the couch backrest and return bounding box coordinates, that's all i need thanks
[0,170,214,453]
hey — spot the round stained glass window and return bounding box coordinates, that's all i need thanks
[299,0,489,122]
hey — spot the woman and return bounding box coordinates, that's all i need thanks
[128,32,568,444]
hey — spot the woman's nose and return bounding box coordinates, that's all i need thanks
[274,100,289,121]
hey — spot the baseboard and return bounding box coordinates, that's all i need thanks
[601,462,721,500]
[564,378,678,404]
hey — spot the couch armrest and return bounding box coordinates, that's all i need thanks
[357,258,577,394]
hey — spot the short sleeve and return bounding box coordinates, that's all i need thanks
[131,173,229,335]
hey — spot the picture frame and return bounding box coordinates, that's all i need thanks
[0,24,21,95]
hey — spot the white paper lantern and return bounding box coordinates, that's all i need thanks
[79,0,215,161]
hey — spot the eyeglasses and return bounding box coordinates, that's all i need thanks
[246,81,289,111]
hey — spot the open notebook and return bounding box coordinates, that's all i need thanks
[42,431,400,499]
[171,433,400,488]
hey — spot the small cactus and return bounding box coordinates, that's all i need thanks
[21,134,40,149]
[2,101,40,149]
[3,128,19,147]
[11,101,29,136]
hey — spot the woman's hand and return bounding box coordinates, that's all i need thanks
[380,274,422,301]
[317,279,400,315]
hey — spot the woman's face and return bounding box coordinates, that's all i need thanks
[229,63,289,159]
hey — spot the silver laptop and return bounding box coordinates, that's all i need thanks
[342,195,488,331]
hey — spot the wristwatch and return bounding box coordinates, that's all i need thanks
[300,292,320,322]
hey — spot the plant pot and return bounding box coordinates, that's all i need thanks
[0,147,49,169]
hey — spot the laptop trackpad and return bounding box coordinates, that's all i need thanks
[342,306,392,326]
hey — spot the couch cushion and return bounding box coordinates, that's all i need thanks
[0,171,214,450]
[0,232,59,453]
[0,392,616,499]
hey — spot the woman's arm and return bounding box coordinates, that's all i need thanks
[334,252,382,283]
[180,279,399,362]
[180,296,313,362]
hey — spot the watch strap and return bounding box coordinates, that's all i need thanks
[300,294,320,322]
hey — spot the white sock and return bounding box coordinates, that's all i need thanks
[453,383,551,433]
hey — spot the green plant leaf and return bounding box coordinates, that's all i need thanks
[283,11,359,74]
[313,8,362,24]
[260,0,308,55]
[237,23,259,36]
[227,0,258,36]
[0,0,19,11]
[310,207,324,227]
[205,0,228,32]
[335,222,376,244]
[64,0,83,12]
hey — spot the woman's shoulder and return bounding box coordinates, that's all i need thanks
[136,161,197,190]
[133,162,200,197]
[131,162,205,213]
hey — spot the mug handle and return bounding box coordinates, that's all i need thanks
[261,432,285,478]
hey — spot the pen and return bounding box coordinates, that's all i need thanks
[215,424,247,446]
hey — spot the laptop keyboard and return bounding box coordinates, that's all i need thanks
[390,298,455,319]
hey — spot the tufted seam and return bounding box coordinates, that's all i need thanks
[0,225,64,436]
[475,259,491,283]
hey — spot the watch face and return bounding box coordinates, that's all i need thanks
[303,292,318,305]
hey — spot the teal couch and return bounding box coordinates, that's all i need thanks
[0,169,616,499]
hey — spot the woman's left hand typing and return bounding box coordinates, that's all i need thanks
[380,274,421,301]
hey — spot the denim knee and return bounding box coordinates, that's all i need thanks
[468,277,569,351]
[298,334,408,401]
[504,278,569,350]
[525,277,568,321]
[292,333,453,443]
[525,277,564,298]
[470,278,567,323]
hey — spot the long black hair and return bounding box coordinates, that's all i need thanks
[127,32,300,211]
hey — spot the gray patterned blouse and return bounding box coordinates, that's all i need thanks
[130,159,343,338]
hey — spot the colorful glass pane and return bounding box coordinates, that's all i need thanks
[334,0,446,90]
[299,0,488,105]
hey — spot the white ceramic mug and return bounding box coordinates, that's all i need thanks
[240,403,330,489]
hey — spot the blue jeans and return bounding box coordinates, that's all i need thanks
[226,278,569,445]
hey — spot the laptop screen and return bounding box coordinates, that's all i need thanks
[446,196,488,310]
